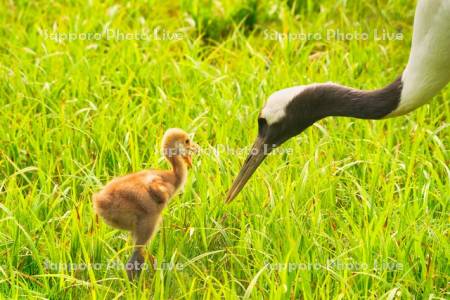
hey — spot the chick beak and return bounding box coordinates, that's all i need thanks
[183,155,192,168]
[183,142,199,168]
[226,137,270,203]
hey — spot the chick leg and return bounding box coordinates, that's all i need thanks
[126,216,161,280]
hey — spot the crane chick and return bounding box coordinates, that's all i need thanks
[93,128,198,280]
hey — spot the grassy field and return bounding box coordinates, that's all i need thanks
[0,0,449,298]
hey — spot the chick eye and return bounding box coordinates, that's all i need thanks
[185,139,190,144]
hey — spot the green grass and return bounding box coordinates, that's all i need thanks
[0,0,449,298]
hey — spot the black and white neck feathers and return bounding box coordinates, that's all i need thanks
[258,77,403,147]
[287,77,403,121]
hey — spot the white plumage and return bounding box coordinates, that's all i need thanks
[260,86,306,125]
[389,0,450,116]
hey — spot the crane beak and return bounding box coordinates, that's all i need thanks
[226,137,270,203]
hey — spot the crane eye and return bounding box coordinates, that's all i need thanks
[258,118,268,136]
